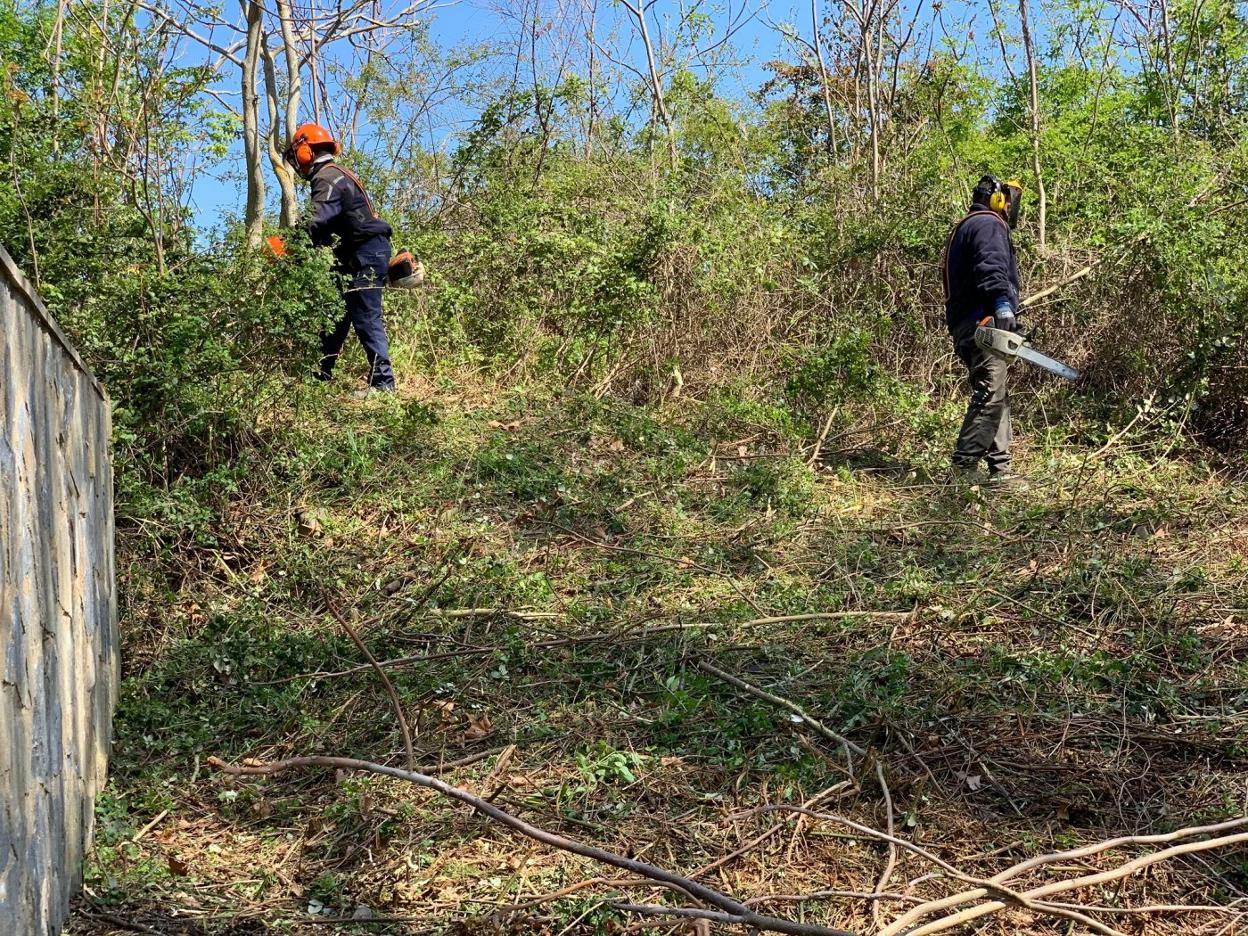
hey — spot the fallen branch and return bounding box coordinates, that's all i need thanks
[807,407,839,467]
[989,816,1248,885]
[418,746,502,774]
[78,907,166,935]
[890,828,1248,936]
[1019,230,1149,308]
[739,806,1131,936]
[209,755,855,936]
[695,659,866,757]
[872,760,898,930]
[326,601,415,770]
[879,818,1248,936]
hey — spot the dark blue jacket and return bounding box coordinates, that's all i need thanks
[942,204,1019,330]
[306,160,392,262]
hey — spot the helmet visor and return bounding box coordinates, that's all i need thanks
[1004,180,1024,229]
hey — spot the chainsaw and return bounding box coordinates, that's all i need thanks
[974,319,1079,382]
[265,236,426,290]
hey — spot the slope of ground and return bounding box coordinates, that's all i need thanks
[69,353,1248,935]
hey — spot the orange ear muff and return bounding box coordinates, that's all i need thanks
[295,142,313,168]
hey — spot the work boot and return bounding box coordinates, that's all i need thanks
[986,469,1027,491]
[948,463,984,484]
[352,384,396,400]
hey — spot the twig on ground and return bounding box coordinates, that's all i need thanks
[78,906,167,935]
[326,601,415,770]
[989,816,1248,884]
[543,521,767,615]
[745,890,925,906]
[730,611,914,628]
[268,620,720,684]
[131,809,168,843]
[695,659,866,757]
[688,781,852,881]
[610,903,762,926]
[430,608,563,620]
[418,747,502,774]
[1038,899,1248,916]
[402,543,465,617]
[498,877,649,914]
[209,754,855,936]
[807,407,839,467]
[269,612,912,687]
[872,760,898,930]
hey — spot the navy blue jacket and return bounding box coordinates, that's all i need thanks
[942,204,1019,330]
[306,160,392,262]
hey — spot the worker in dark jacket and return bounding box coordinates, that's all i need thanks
[284,123,396,392]
[942,175,1024,480]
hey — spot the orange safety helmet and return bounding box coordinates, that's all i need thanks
[283,123,340,175]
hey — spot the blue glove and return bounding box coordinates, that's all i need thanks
[993,296,1018,332]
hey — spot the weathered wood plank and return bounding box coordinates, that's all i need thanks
[0,246,117,936]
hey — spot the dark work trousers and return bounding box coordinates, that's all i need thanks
[319,236,395,388]
[951,318,1011,472]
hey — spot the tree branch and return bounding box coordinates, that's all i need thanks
[209,755,856,936]
[326,602,416,770]
[695,659,866,757]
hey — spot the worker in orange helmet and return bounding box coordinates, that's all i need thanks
[283,123,396,393]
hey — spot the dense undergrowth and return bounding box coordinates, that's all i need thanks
[69,329,1248,934]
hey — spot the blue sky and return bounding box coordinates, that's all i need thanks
[186,0,1007,231]
[189,0,842,229]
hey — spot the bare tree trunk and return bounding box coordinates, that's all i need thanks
[47,0,67,154]
[308,8,323,125]
[811,0,839,157]
[274,0,304,226]
[1158,0,1180,139]
[621,0,676,170]
[276,0,303,141]
[585,0,598,158]
[861,6,882,201]
[262,41,301,227]
[1018,0,1047,250]
[241,0,266,247]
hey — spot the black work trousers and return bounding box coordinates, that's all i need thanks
[319,236,395,388]
[951,318,1011,472]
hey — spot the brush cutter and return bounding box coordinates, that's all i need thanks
[388,250,425,289]
[265,235,425,291]
[974,318,1079,382]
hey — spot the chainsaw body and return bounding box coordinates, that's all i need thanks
[388,250,426,290]
[974,325,1080,382]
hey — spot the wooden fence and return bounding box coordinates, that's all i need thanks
[0,246,118,936]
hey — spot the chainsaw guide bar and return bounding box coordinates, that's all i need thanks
[975,326,1080,382]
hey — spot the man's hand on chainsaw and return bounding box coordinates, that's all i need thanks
[993,295,1019,332]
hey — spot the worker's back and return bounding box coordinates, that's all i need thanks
[943,204,1019,330]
